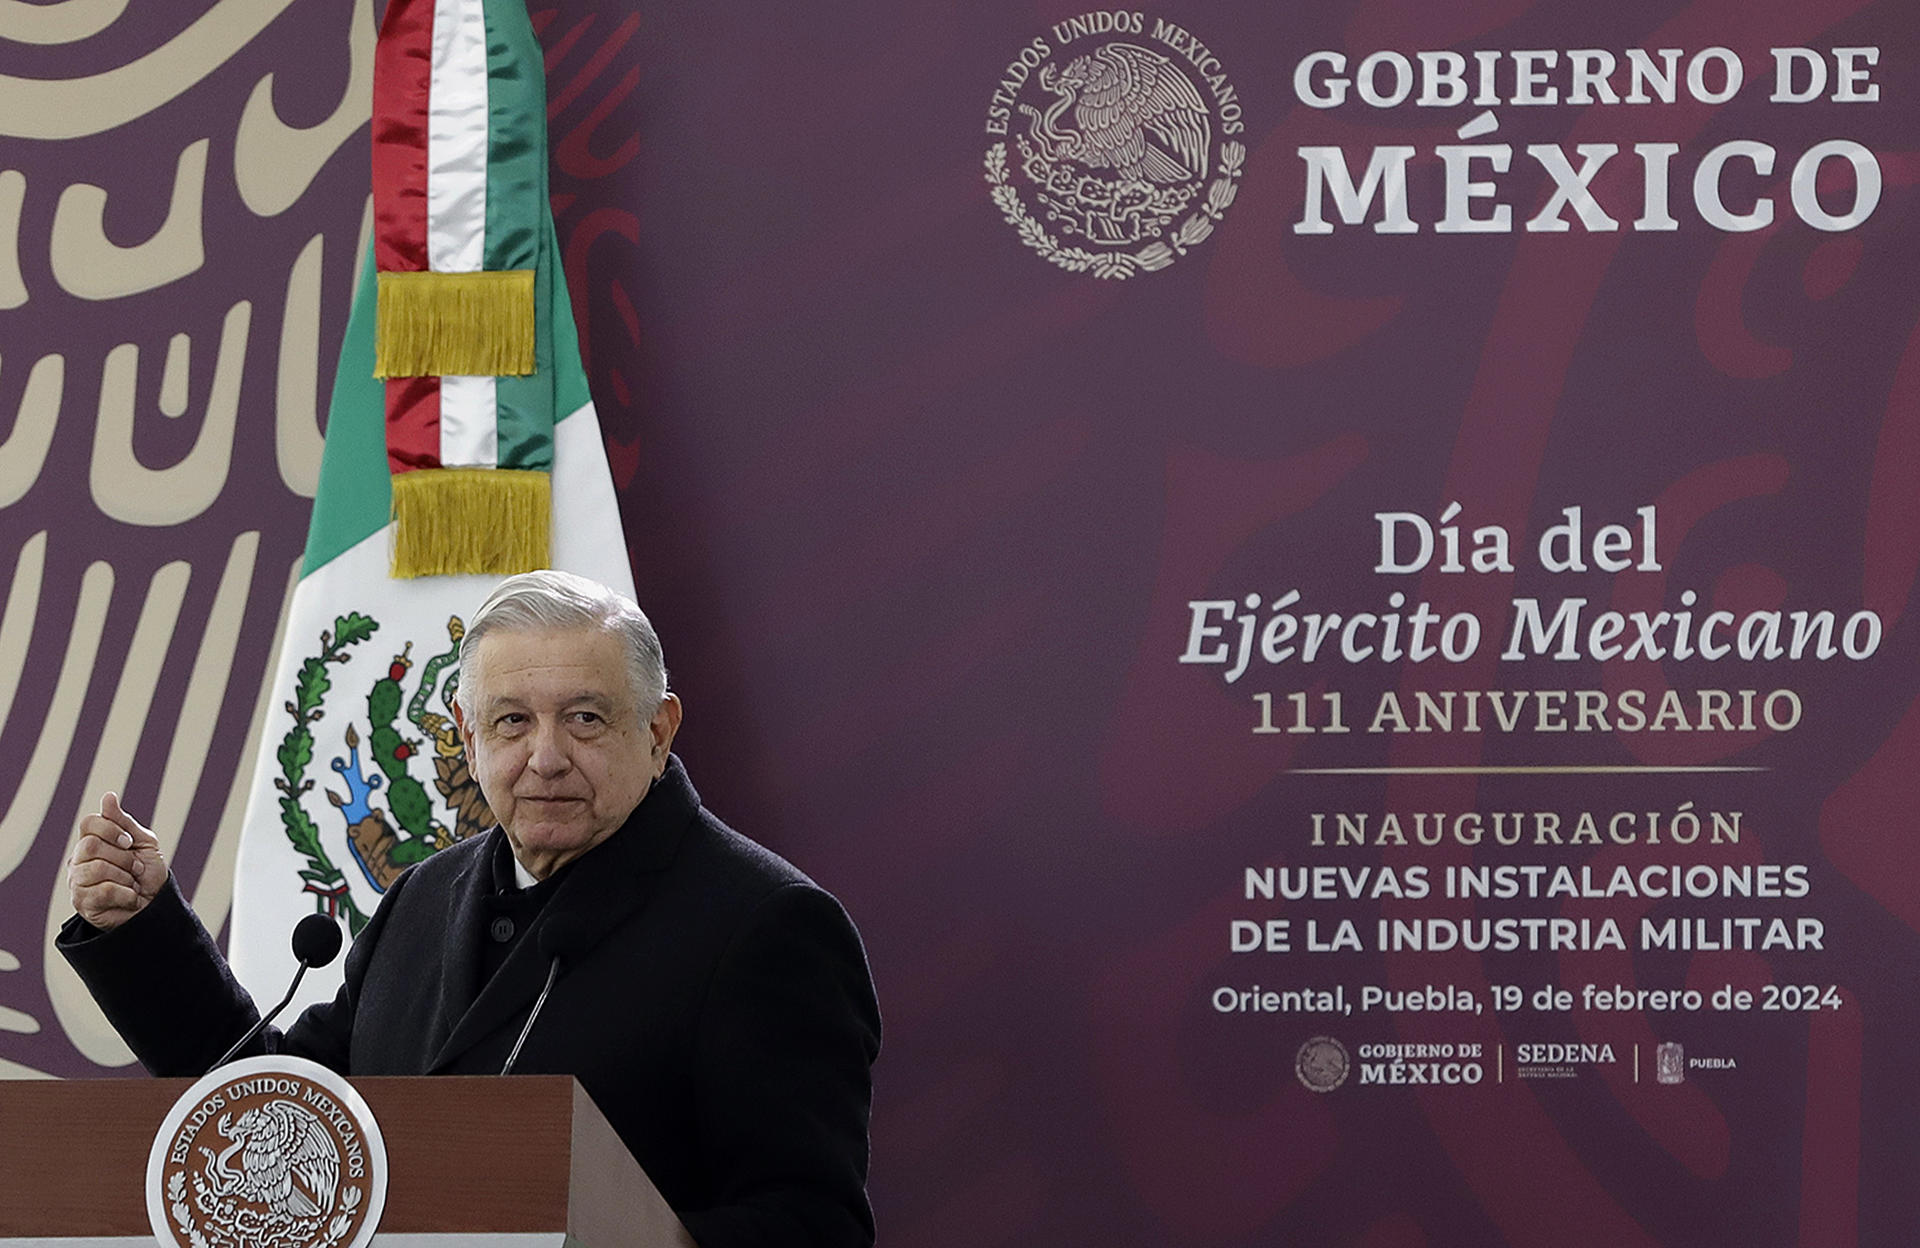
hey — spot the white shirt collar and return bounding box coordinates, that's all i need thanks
[510,852,538,890]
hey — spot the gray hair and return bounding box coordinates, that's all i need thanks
[455,571,667,715]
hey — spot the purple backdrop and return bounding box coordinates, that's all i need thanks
[3,1,1918,1244]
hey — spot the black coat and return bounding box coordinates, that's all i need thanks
[60,757,881,1248]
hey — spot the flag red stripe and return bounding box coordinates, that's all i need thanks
[372,0,434,273]
[385,376,443,473]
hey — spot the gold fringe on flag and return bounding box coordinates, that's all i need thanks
[375,269,537,378]
[390,467,551,578]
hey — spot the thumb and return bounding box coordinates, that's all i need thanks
[100,792,159,849]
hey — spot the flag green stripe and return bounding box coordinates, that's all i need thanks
[494,227,554,471]
[303,243,390,577]
[547,216,594,420]
[485,0,552,471]
[481,0,544,276]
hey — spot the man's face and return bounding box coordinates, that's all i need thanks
[454,624,681,879]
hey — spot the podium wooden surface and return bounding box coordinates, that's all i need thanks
[0,1075,694,1247]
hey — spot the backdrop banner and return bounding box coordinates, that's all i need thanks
[1,2,1916,1245]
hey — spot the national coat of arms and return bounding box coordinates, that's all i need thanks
[271,613,493,933]
[1295,1036,1351,1092]
[983,13,1246,278]
[146,1056,388,1248]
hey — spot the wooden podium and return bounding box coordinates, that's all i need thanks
[0,1075,695,1247]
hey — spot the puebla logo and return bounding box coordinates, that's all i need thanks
[983,11,1246,278]
[273,613,493,935]
[146,1056,388,1248]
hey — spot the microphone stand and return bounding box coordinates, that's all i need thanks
[500,955,565,1076]
[206,959,316,1072]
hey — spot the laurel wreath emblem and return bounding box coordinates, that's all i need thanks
[273,615,380,935]
[985,140,1245,279]
[167,1159,363,1248]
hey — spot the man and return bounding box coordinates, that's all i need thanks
[61,571,882,1248]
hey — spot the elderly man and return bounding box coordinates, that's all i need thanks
[61,571,882,1248]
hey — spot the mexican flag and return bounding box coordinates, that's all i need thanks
[228,0,633,1011]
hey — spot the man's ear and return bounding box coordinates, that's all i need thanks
[649,693,683,770]
[452,699,473,752]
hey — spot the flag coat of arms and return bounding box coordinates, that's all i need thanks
[229,0,633,1011]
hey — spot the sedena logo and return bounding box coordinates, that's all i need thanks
[983,11,1245,278]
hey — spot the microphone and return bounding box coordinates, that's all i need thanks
[206,913,344,1072]
[501,916,589,1076]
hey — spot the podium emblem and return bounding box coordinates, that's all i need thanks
[146,1055,388,1248]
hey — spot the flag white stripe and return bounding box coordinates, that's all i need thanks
[425,0,489,273]
[438,374,498,466]
[549,402,629,574]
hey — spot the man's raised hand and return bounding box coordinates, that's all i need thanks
[68,792,166,930]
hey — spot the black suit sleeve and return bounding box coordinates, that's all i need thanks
[679,883,882,1248]
[56,868,413,1077]
[57,874,261,1076]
